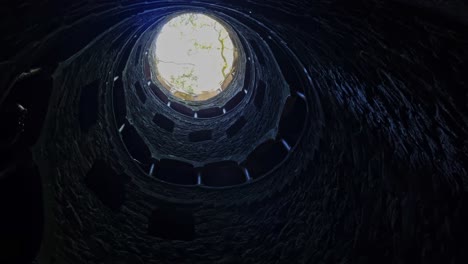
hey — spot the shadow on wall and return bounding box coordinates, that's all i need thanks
[0,71,52,263]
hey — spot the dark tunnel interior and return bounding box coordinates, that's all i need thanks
[0,0,467,263]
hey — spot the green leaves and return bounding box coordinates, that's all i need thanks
[169,68,198,95]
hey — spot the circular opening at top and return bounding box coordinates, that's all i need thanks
[154,13,238,102]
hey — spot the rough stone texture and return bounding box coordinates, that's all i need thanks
[0,0,467,264]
